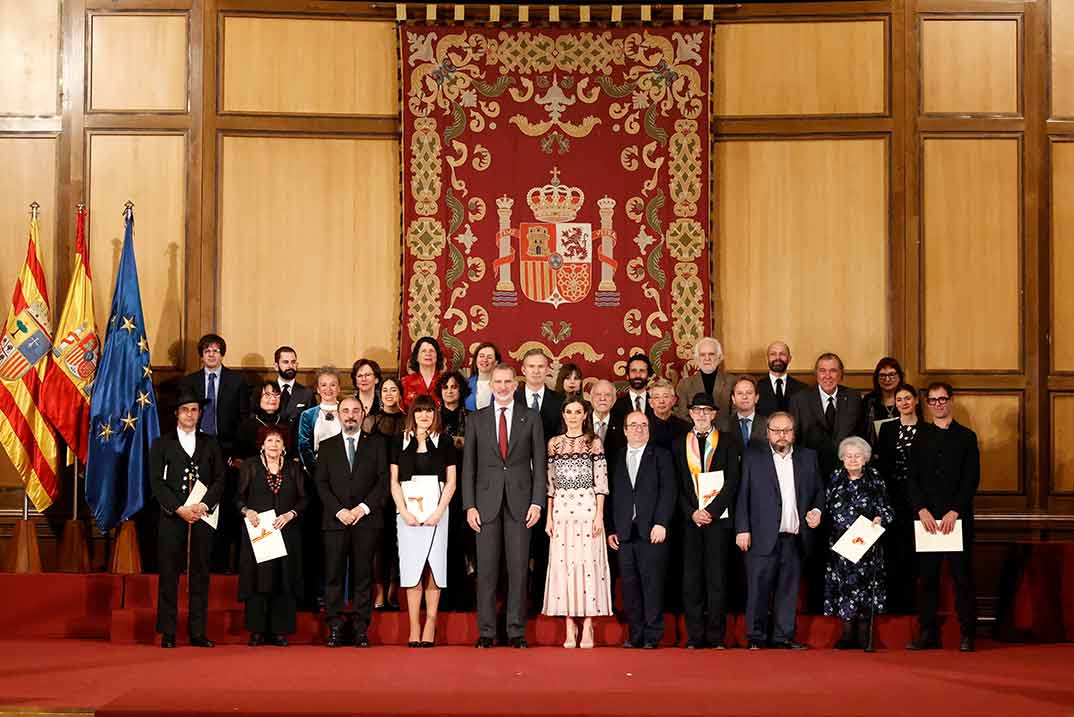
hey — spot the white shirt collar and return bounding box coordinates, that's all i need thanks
[204,367,220,378]
[527,385,545,399]
[277,378,295,390]
[771,446,794,460]
[627,442,646,453]
[402,432,440,450]
[178,428,196,439]
[736,412,756,421]
[819,385,839,402]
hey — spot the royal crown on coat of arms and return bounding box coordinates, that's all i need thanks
[492,167,620,309]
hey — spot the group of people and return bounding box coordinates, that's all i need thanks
[149,334,980,653]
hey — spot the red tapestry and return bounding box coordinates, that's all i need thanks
[399,26,711,383]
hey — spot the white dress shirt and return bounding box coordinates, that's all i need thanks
[593,413,610,441]
[627,443,645,519]
[772,448,799,535]
[277,377,295,393]
[475,378,492,409]
[768,372,787,394]
[177,427,196,457]
[819,386,839,407]
[525,386,546,412]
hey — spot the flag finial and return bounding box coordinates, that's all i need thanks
[123,200,134,221]
[29,202,40,219]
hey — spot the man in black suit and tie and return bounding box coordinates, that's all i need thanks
[720,376,768,454]
[273,345,315,426]
[149,389,226,649]
[178,333,250,572]
[907,382,981,652]
[735,412,824,650]
[590,380,625,460]
[464,363,547,648]
[612,354,654,423]
[607,411,676,649]
[673,393,740,649]
[756,341,806,417]
[788,353,865,482]
[314,397,388,647]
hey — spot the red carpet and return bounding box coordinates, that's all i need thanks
[0,639,1072,716]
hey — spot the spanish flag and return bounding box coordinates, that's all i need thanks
[42,206,99,464]
[0,209,60,511]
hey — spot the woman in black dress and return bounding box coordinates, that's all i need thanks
[371,376,406,610]
[862,357,904,447]
[435,370,473,610]
[237,425,305,646]
[236,381,286,461]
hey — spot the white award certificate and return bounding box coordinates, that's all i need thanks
[831,515,885,564]
[402,475,441,523]
[696,471,728,519]
[914,520,963,552]
[245,509,287,564]
[182,477,220,530]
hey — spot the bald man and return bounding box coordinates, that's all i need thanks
[756,341,806,416]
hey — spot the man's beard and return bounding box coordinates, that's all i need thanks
[768,360,788,374]
[628,377,648,391]
[278,368,297,380]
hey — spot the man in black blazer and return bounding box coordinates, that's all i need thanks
[735,412,825,650]
[720,376,768,454]
[513,348,561,611]
[464,363,546,647]
[673,393,741,649]
[788,352,865,481]
[149,390,226,649]
[590,379,625,460]
[756,341,806,416]
[314,397,389,647]
[612,353,654,423]
[907,383,981,652]
[273,345,315,426]
[607,411,676,649]
[647,378,690,452]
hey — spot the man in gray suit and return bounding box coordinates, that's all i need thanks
[462,363,546,648]
[674,337,734,421]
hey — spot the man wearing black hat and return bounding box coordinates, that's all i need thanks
[672,392,740,649]
[149,389,226,648]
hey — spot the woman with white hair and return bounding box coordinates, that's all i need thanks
[824,436,894,650]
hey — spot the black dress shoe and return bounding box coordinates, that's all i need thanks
[772,640,807,650]
[685,642,705,650]
[248,632,265,647]
[960,636,975,652]
[327,627,347,648]
[475,636,494,648]
[190,636,215,648]
[160,633,176,649]
[642,642,658,650]
[420,641,435,648]
[269,634,288,647]
[622,640,642,649]
[509,637,528,649]
[906,635,940,651]
[354,634,370,648]
[408,641,421,648]
[747,640,763,650]
[712,644,727,650]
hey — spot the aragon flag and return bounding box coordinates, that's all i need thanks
[0,207,60,511]
[42,205,99,464]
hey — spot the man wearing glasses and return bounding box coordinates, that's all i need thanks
[673,393,740,649]
[735,412,824,650]
[607,411,676,649]
[907,382,980,652]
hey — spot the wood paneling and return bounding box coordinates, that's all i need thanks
[950,393,1021,493]
[89,13,189,112]
[1053,141,1074,371]
[922,138,1020,372]
[88,133,186,366]
[0,0,60,116]
[922,18,1019,115]
[715,20,886,117]
[221,17,397,116]
[1052,395,1074,494]
[218,136,400,368]
[717,138,888,372]
[1053,1,1074,118]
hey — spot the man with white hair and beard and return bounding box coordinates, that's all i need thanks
[674,337,735,421]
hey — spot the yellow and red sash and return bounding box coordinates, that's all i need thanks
[686,431,718,502]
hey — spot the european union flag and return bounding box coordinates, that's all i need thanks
[85,207,160,533]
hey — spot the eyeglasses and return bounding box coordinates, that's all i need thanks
[878,372,900,380]
[355,372,376,379]
[689,406,716,413]
[926,396,950,406]
[625,422,649,429]
[768,427,794,435]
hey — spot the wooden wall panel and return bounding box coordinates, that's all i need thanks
[88,133,186,366]
[1053,141,1074,371]
[221,17,397,116]
[1052,395,1074,494]
[218,136,400,369]
[715,20,886,117]
[921,19,1019,115]
[717,138,888,372]
[922,138,1020,372]
[950,393,1021,493]
[0,0,60,116]
[1053,1,1074,118]
[89,14,188,112]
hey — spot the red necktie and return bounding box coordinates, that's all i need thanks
[498,407,509,461]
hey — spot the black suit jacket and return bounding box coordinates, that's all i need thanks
[178,366,250,460]
[719,412,769,455]
[756,374,807,417]
[149,432,226,515]
[611,392,651,425]
[278,380,315,424]
[789,384,865,480]
[735,445,825,556]
[314,432,389,531]
[907,421,980,521]
[594,412,626,464]
[671,430,741,522]
[607,443,675,541]
[515,386,564,441]
[648,413,690,453]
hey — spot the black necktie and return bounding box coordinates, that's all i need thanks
[281,384,292,409]
[824,395,836,430]
[696,432,708,458]
[775,378,785,409]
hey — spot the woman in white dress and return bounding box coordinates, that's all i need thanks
[390,395,457,647]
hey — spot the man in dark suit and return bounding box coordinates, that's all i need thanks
[314,397,388,647]
[674,337,734,420]
[273,345,315,426]
[720,376,768,454]
[513,348,561,611]
[907,382,981,652]
[612,353,654,423]
[788,352,865,481]
[756,341,806,416]
[178,333,250,572]
[735,412,824,650]
[673,393,740,649]
[607,411,676,649]
[647,378,690,452]
[590,379,625,460]
[464,363,546,648]
[149,389,226,649]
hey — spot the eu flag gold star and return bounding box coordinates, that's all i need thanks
[136,391,152,408]
[98,422,114,441]
[120,412,138,431]
[120,316,136,333]
[142,364,153,378]
[137,336,149,353]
